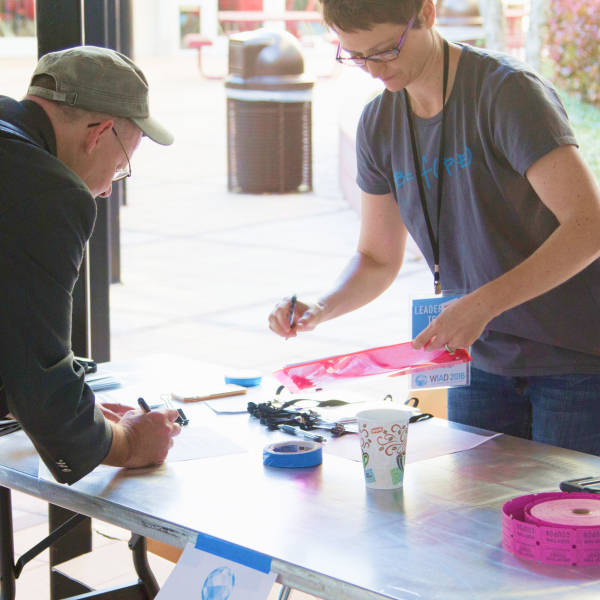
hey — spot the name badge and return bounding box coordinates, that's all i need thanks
[410,294,470,390]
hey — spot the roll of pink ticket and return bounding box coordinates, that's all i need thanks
[502,492,600,566]
[525,496,600,528]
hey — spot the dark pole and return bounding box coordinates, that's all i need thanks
[119,0,134,60]
[82,0,119,362]
[82,0,105,47]
[0,487,16,600]
[36,0,90,359]
[35,6,94,597]
[106,0,119,50]
[116,0,133,214]
[36,0,83,58]
[85,0,128,286]
[36,0,133,361]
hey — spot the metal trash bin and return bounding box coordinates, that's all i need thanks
[225,28,316,194]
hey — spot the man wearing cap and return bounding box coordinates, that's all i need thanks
[0,46,179,484]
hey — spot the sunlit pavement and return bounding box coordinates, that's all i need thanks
[112,54,429,397]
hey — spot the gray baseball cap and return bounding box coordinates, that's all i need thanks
[28,46,174,146]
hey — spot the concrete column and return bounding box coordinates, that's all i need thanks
[200,0,219,40]
[477,0,506,52]
[264,0,285,30]
[526,0,546,72]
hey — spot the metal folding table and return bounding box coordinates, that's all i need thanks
[1,354,600,599]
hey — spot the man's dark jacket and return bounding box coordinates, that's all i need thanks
[0,97,112,484]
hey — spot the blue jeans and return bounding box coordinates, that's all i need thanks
[447,368,600,456]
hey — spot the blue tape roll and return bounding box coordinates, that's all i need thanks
[263,441,323,468]
[224,369,262,387]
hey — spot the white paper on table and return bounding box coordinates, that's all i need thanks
[404,420,500,463]
[85,369,125,392]
[38,426,248,481]
[321,418,500,463]
[315,399,418,422]
[205,388,375,416]
[166,426,248,462]
[204,396,253,414]
[156,542,277,600]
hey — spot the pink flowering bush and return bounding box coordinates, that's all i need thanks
[546,0,600,105]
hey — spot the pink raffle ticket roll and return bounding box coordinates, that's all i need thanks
[502,492,600,566]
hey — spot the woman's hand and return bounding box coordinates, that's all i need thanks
[412,292,494,352]
[268,297,326,338]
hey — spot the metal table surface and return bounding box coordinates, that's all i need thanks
[1,354,600,600]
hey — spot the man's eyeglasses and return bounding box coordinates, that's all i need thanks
[336,13,416,67]
[87,123,132,181]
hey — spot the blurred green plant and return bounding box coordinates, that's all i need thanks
[546,0,600,106]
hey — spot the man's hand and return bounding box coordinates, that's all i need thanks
[412,292,494,352]
[103,408,181,469]
[97,402,134,423]
[268,297,326,338]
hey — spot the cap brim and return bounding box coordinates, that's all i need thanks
[131,115,174,146]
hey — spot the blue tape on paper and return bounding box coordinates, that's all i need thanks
[195,533,272,574]
[224,369,263,387]
[263,441,323,468]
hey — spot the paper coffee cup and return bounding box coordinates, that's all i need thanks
[356,408,410,490]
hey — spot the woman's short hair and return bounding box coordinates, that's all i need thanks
[320,0,425,32]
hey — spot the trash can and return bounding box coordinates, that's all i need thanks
[225,28,316,194]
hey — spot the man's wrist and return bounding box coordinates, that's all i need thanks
[103,422,131,467]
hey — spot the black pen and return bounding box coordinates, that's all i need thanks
[280,424,326,443]
[286,294,297,341]
[138,397,152,413]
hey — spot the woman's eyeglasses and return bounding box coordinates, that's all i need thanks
[336,13,416,67]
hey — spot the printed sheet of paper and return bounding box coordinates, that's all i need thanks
[156,543,277,600]
[205,388,370,415]
[322,418,500,463]
[204,396,252,414]
[38,427,247,481]
[165,426,248,462]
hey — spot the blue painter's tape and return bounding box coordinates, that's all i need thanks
[195,533,272,574]
[224,370,263,387]
[263,441,323,468]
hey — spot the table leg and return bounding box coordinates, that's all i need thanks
[49,505,93,600]
[129,534,159,599]
[0,487,16,600]
[277,586,292,600]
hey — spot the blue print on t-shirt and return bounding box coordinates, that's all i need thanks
[394,146,472,189]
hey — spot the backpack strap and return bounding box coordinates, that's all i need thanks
[0,119,41,147]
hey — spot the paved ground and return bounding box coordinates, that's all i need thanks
[1,52,429,597]
[111,54,429,394]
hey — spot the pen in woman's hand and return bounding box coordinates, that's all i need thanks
[286,294,297,341]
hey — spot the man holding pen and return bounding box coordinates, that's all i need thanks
[0,47,181,484]
[269,0,600,455]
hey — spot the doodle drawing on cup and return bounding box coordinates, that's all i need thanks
[357,409,410,490]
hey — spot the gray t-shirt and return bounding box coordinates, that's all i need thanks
[356,44,600,376]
